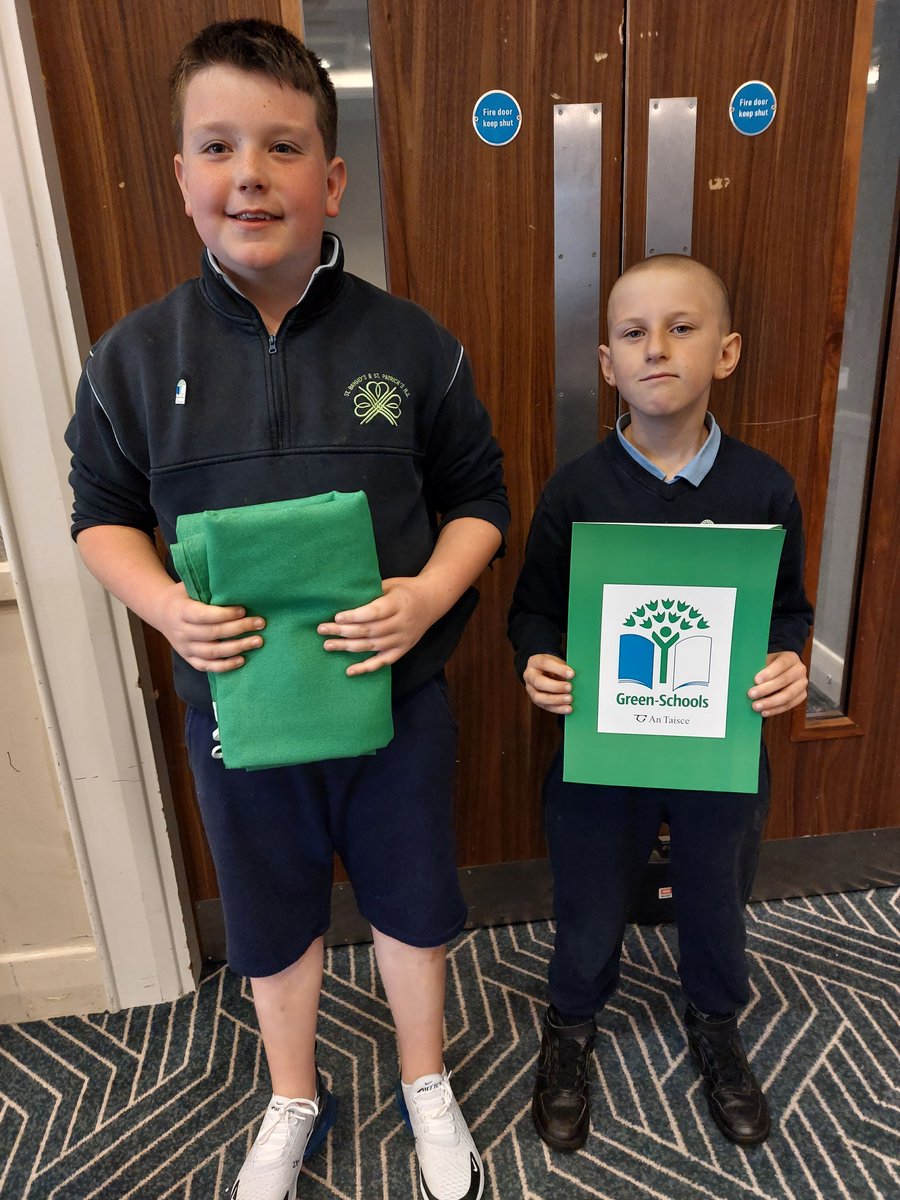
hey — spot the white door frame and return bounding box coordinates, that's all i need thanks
[0,2,197,1010]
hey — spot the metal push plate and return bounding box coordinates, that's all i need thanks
[645,98,697,257]
[553,102,602,467]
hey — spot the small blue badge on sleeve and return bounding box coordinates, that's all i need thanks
[729,80,777,136]
[472,90,522,146]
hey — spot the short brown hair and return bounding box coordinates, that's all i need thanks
[170,19,337,158]
[616,254,732,330]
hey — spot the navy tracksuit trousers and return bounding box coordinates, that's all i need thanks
[544,744,770,1019]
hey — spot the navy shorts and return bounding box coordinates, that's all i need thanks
[185,675,467,977]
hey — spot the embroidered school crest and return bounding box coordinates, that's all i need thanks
[344,372,410,427]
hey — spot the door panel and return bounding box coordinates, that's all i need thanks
[622,0,878,837]
[369,0,625,864]
[371,0,897,848]
[623,0,862,514]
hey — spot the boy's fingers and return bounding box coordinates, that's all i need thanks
[331,595,393,626]
[526,678,573,706]
[525,671,572,695]
[748,678,778,700]
[528,654,574,679]
[186,600,249,622]
[748,667,805,699]
[198,618,265,642]
[184,613,265,644]
[202,655,246,674]
[752,668,788,689]
[753,681,807,712]
[318,611,398,637]
[531,691,573,714]
[753,681,807,715]
[184,649,248,673]
[318,621,378,640]
[188,634,263,660]
[753,651,802,686]
[524,659,573,688]
[322,636,380,653]
[345,652,391,675]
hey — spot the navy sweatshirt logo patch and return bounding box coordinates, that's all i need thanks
[345,373,409,426]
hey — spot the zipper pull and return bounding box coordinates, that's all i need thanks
[268,334,278,355]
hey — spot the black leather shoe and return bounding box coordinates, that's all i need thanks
[684,1005,771,1145]
[532,1006,597,1151]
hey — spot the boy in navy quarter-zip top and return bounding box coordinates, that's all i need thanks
[66,19,505,1200]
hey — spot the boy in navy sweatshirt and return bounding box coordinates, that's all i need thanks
[66,19,506,1200]
[508,255,812,1150]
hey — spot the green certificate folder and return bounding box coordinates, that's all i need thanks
[171,490,393,770]
[563,523,785,793]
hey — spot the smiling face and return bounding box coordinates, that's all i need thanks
[174,65,346,314]
[599,261,741,431]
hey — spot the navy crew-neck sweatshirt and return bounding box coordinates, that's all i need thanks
[508,429,812,679]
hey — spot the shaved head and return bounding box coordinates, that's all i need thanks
[609,255,732,332]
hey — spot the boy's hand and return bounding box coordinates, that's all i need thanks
[154,581,265,673]
[523,654,574,715]
[748,650,807,717]
[318,517,502,676]
[317,577,442,675]
[74,526,266,674]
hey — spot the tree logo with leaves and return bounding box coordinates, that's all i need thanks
[624,599,709,685]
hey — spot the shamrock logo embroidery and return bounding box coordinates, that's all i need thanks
[353,379,402,426]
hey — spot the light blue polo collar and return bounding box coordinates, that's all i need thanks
[615,412,721,485]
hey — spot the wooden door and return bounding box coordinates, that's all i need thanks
[369,0,900,887]
[618,0,895,844]
[367,0,626,882]
[31,0,899,959]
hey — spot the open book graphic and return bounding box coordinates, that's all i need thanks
[618,632,712,690]
[672,635,712,689]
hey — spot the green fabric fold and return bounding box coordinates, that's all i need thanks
[170,491,393,769]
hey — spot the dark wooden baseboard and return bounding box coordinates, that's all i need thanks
[195,826,900,959]
[751,826,900,899]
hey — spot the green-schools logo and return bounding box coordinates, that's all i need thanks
[598,583,735,739]
[344,372,410,427]
[619,597,712,691]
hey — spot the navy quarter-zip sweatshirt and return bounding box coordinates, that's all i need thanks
[67,235,509,711]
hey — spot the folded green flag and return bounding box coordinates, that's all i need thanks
[171,491,393,769]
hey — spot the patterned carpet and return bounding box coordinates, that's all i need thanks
[2,889,899,1199]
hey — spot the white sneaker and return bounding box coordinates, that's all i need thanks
[398,1069,484,1200]
[230,1074,336,1200]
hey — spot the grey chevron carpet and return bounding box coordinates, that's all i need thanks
[2,889,899,1200]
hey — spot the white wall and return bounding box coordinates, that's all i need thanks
[0,1,197,1020]
[0,561,107,1022]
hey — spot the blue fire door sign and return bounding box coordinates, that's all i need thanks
[473,90,522,146]
[729,81,777,136]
